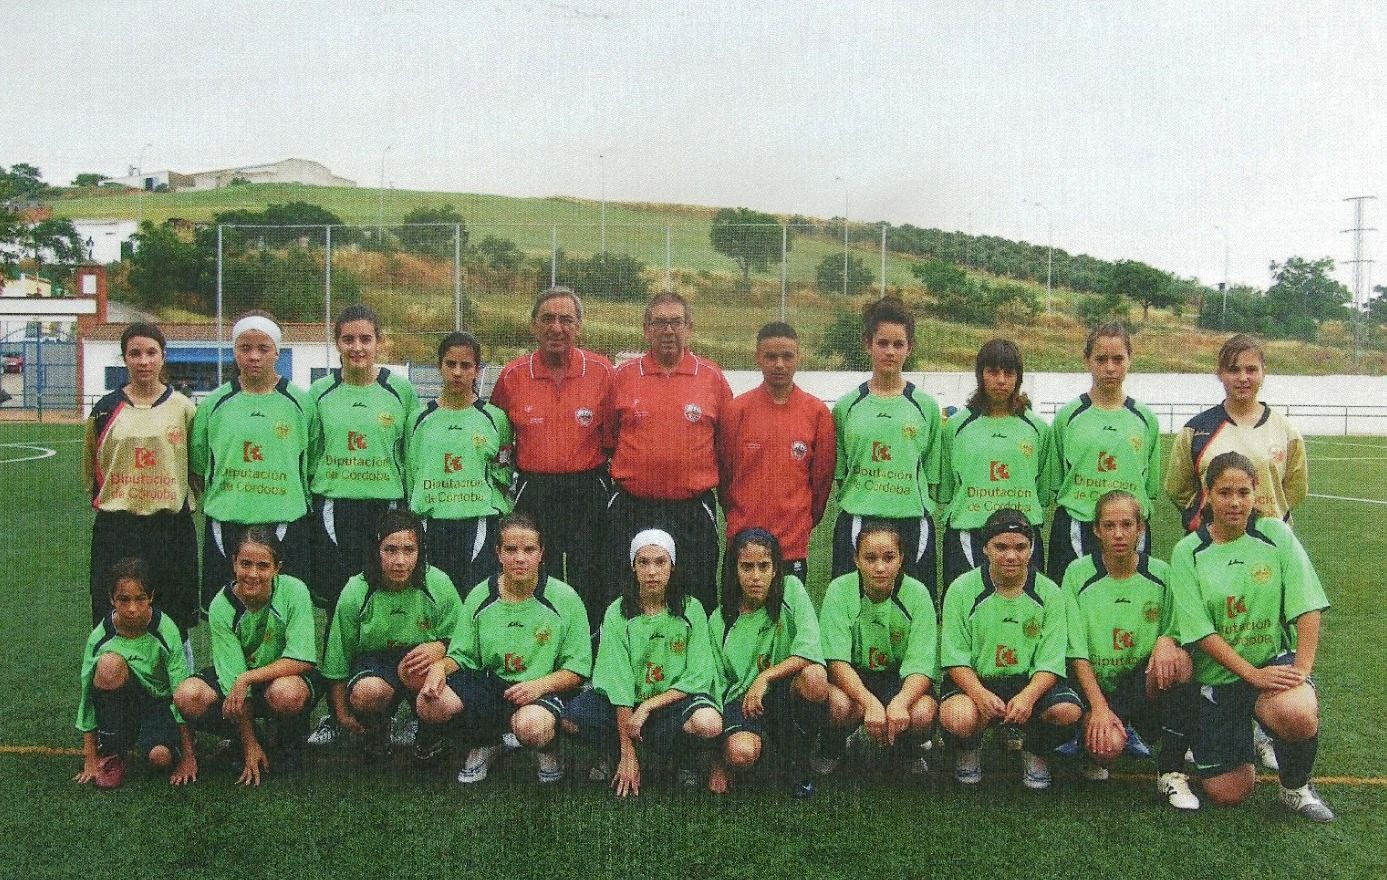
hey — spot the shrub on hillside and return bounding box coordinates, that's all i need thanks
[537,249,651,301]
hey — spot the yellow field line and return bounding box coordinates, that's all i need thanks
[5,744,1387,786]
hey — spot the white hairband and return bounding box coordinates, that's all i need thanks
[232,316,282,348]
[629,529,676,566]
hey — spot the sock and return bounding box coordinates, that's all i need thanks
[1024,719,1076,755]
[819,724,849,759]
[942,728,982,752]
[1275,734,1319,790]
[93,686,136,755]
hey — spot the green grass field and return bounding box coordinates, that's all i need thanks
[2,426,1384,879]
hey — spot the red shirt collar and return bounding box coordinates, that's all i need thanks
[638,350,698,376]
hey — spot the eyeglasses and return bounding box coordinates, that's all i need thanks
[537,314,578,327]
[645,318,687,330]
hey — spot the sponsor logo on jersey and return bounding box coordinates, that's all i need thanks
[1096,451,1117,472]
[1112,628,1136,651]
[1023,617,1041,640]
[534,626,552,646]
[989,461,1010,481]
[991,432,1007,439]
[871,441,892,463]
[1226,596,1248,618]
[575,407,594,427]
[1142,601,1161,623]
[1114,597,1131,604]
[443,452,463,474]
[133,446,157,469]
[347,431,367,451]
[504,652,527,673]
[1128,434,1143,452]
[378,412,395,428]
[1102,425,1118,432]
[791,440,808,461]
[165,425,184,446]
[683,403,702,423]
[249,410,266,418]
[390,607,405,616]
[867,646,891,670]
[670,638,686,655]
[273,422,291,440]
[995,644,1018,667]
[1226,558,1245,566]
[351,402,368,409]
[1271,445,1286,464]
[1251,563,1272,584]
[507,620,525,628]
[243,441,264,462]
[644,661,665,684]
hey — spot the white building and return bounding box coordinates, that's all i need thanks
[110,159,356,193]
[70,219,139,264]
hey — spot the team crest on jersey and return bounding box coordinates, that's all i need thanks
[273,422,291,440]
[670,638,687,655]
[575,407,594,427]
[1251,563,1273,584]
[1270,445,1287,464]
[165,425,185,447]
[889,629,904,646]
[791,440,808,461]
[1018,440,1033,457]
[378,412,395,429]
[473,433,488,449]
[417,618,432,633]
[1023,617,1041,640]
[1143,601,1161,623]
[534,626,552,646]
[901,423,919,440]
[1128,434,1143,452]
[683,403,702,423]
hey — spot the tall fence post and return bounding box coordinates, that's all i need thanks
[780,224,788,321]
[551,226,557,287]
[324,225,333,365]
[880,224,887,297]
[454,223,463,330]
[216,225,224,385]
[665,224,672,290]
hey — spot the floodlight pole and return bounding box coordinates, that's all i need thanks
[378,145,392,241]
[137,143,152,224]
[599,153,607,255]
[1214,225,1230,321]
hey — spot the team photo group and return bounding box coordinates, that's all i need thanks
[74,284,1333,822]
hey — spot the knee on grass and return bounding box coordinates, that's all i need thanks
[1202,769,1255,807]
[147,745,173,770]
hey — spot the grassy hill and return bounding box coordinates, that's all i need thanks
[46,184,1387,374]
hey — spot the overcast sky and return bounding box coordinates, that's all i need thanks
[4,1,1383,295]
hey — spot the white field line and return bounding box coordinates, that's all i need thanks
[1308,493,1387,507]
[0,443,58,464]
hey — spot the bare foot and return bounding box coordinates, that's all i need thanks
[707,759,730,795]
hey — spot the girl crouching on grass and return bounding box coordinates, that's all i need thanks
[563,530,722,797]
[322,509,463,762]
[417,512,590,785]
[707,528,827,798]
[75,557,196,789]
[173,528,321,785]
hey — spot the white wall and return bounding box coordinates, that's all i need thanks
[71,219,137,264]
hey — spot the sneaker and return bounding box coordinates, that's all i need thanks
[1054,734,1081,757]
[905,754,930,775]
[94,754,127,790]
[1157,771,1201,811]
[1001,725,1025,752]
[390,718,418,748]
[413,727,446,764]
[809,753,840,777]
[307,716,339,747]
[501,731,522,751]
[457,744,504,784]
[1255,725,1280,771]
[587,759,611,783]
[791,777,816,799]
[1021,751,1052,790]
[1082,760,1111,782]
[536,750,564,784]
[1279,784,1334,822]
[954,749,982,785]
[1124,724,1153,759]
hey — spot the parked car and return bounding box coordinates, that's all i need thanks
[1,352,23,374]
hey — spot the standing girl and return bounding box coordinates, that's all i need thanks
[830,297,943,596]
[939,338,1051,589]
[84,323,199,657]
[309,304,419,611]
[406,332,513,596]
[1045,323,1160,583]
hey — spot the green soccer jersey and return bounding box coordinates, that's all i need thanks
[309,369,419,500]
[941,566,1067,680]
[1062,553,1175,693]
[448,574,592,684]
[207,574,317,694]
[190,377,315,524]
[593,596,717,707]
[322,567,462,680]
[1170,514,1329,687]
[76,610,190,732]
[939,409,1051,529]
[1048,394,1160,521]
[819,572,938,681]
[832,382,942,519]
[406,400,514,520]
[710,575,824,706]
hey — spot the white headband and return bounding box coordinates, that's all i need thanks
[630,529,676,566]
[232,316,282,349]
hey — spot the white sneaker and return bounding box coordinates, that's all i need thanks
[1254,725,1280,771]
[457,744,504,784]
[954,749,982,785]
[1279,784,1334,822]
[1157,771,1201,810]
[1021,751,1052,790]
[307,716,339,747]
[501,731,522,751]
[905,755,930,775]
[390,718,418,748]
[1082,760,1110,782]
[536,750,564,784]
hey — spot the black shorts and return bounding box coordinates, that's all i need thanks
[941,524,1045,597]
[95,681,180,758]
[203,517,312,613]
[941,673,1083,714]
[831,511,937,597]
[722,678,824,741]
[90,508,199,634]
[422,515,500,600]
[563,688,718,756]
[1193,651,1309,779]
[191,666,322,727]
[311,496,398,609]
[447,667,567,739]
